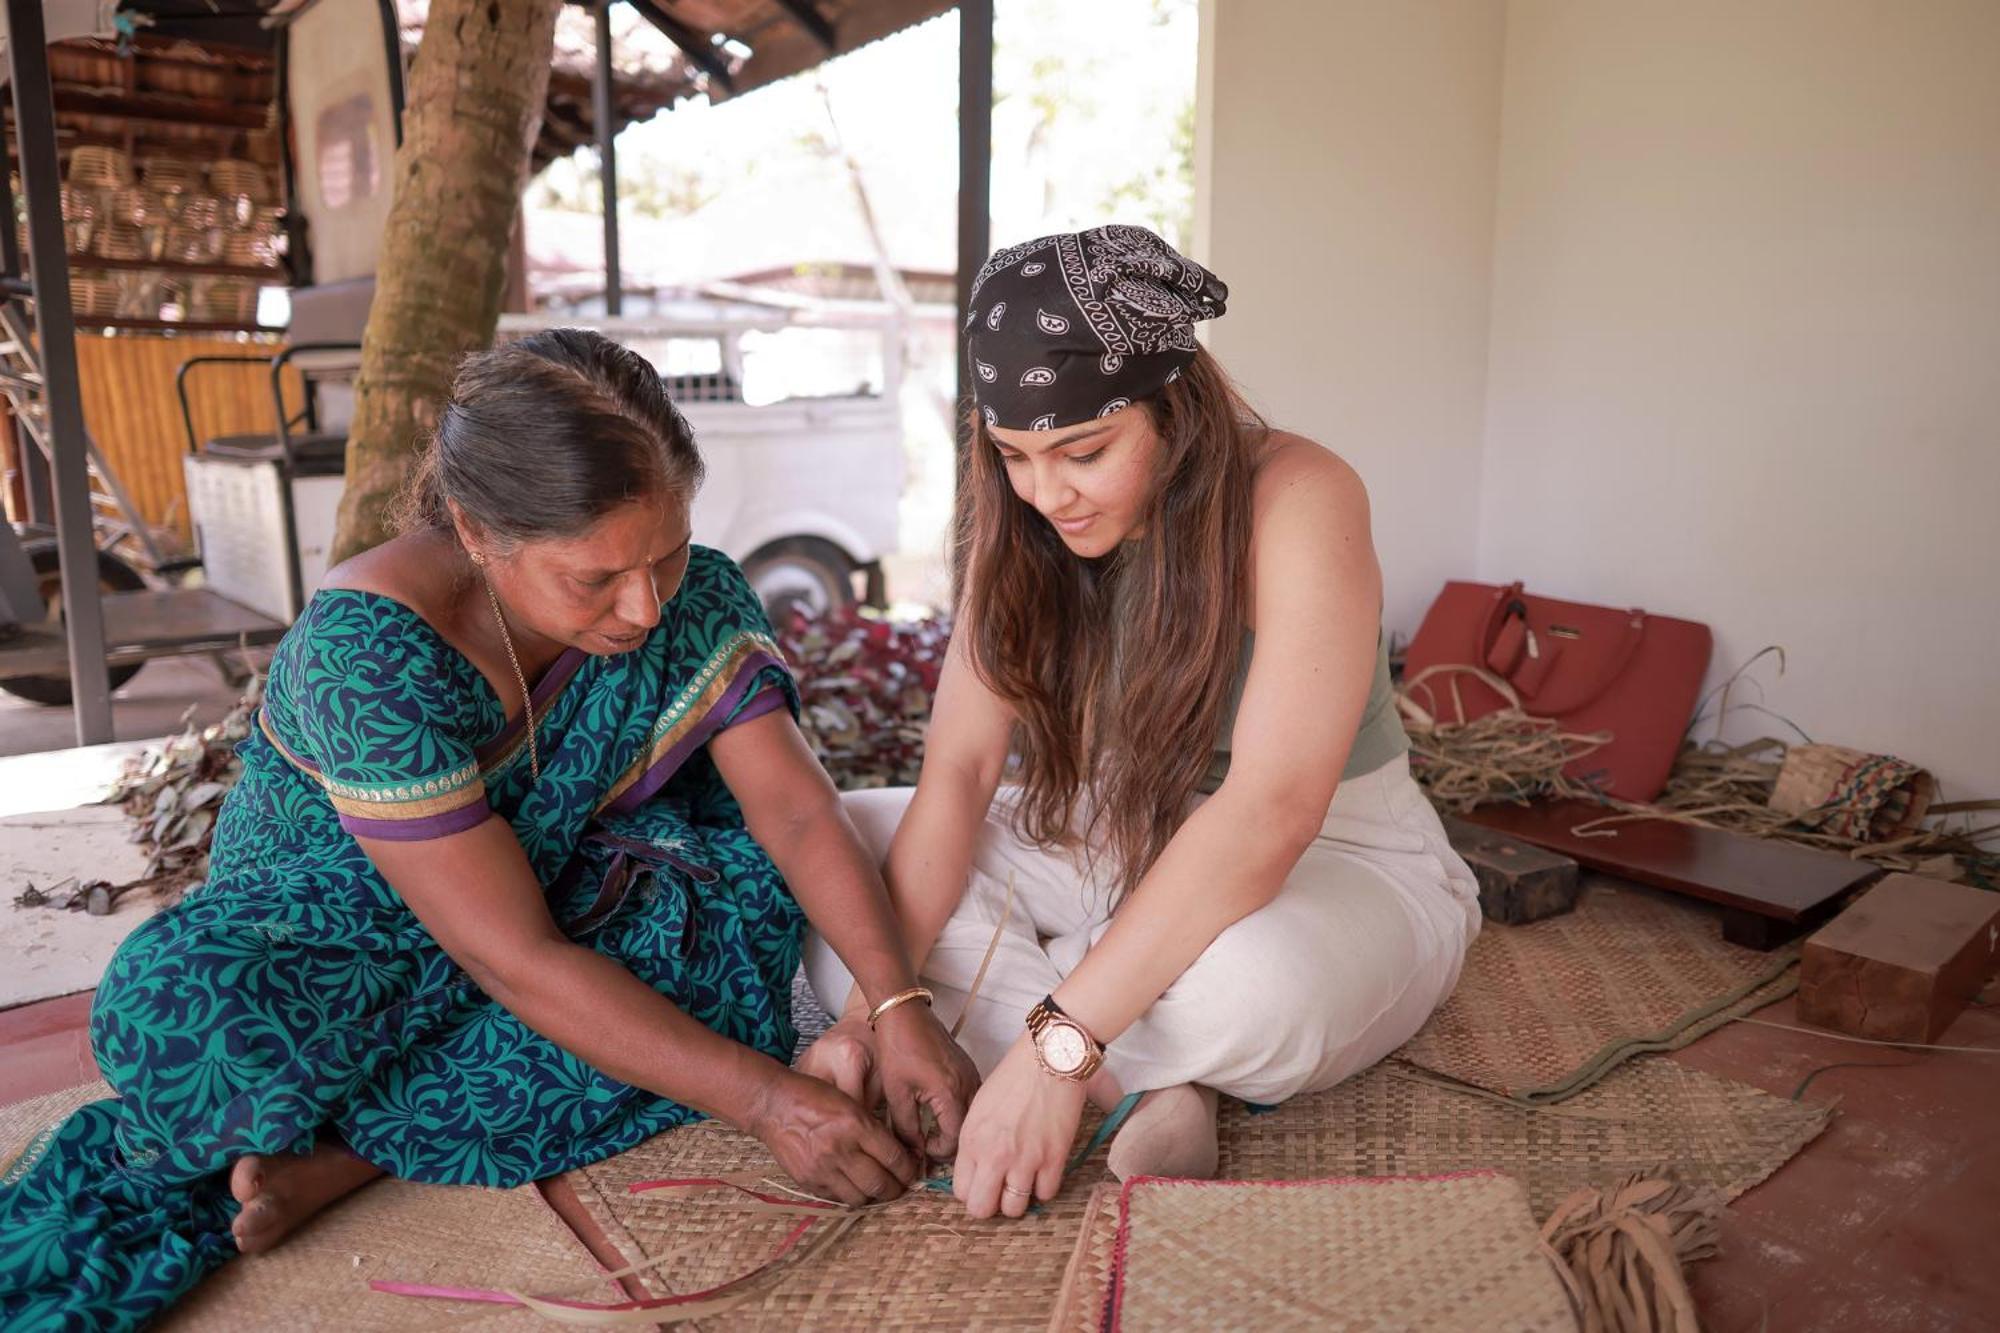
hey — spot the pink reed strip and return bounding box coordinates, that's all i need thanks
[630,1174,841,1209]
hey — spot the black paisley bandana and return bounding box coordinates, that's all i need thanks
[965,225,1228,431]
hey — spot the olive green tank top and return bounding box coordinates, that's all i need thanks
[1195,628,1408,795]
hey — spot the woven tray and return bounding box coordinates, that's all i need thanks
[565,1109,1122,1329]
[1394,881,1799,1102]
[1085,1172,1576,1332]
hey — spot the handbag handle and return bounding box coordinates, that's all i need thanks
[1472,582,1651,714]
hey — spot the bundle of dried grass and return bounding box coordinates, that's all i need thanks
[1575,739,1998,888]
[1397,663,1612,813]
[1398,655,1999,889]
[1539,1174,1722,1333]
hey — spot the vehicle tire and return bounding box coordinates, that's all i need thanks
[741,537,857,627]
[0,540,148,706]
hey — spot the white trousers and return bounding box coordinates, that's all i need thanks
[806,753,1482,1104]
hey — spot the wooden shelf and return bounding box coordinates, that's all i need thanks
[49,88,269,131]
[78,317,284,335]
[65,253,285,281]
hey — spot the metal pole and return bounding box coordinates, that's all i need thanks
[594,0,622,318]
[954,0,993,464]
[0,163,52,524]
[7,0,115,741]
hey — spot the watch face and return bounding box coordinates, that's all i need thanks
[1041,1022,1088,1073]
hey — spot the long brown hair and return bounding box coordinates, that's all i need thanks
[953,345,1266,905]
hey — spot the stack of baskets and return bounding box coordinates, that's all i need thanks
[22,144,285,325]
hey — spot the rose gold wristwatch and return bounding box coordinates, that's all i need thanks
[1026,994,1105,1082]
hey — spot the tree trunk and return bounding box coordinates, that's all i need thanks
[330,0,563,562]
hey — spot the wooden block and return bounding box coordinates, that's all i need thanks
[1797,873,2000,1043]
[1461,798,1881,950]
[1442,815,1581,924]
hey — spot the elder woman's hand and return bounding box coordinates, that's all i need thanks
[745,1070,919,1207]
[872,1002,981,1159]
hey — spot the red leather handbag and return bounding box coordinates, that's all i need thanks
[1401,581,1713,803]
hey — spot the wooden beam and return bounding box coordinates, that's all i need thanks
[51,87,268,130]
[770,0,836,53]
[623,0,736,95]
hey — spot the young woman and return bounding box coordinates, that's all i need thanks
[802,225,1480,1220]
[0,329,975,1330]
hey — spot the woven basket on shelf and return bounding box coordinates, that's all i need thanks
[107,186,163,227]
[163,222,220,265]
[190,275,260,324]
[207,159,272,205]
[141,157,201,195]
[176,193,224,229]
[93,220,145,262]
[69,272,119,319]
[67,145,132,189]
[112,270,163,319]
[222,228,278,269]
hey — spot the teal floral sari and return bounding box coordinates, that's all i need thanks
[0,546,804,1331]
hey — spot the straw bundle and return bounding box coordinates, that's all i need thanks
[1540,1175,1722,1333]
[1397,657,1998,888]
[1397,663,1611,812]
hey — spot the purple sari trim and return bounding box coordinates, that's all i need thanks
[605,655,787,816]
[340,802,493,843]
[475,646,589,766]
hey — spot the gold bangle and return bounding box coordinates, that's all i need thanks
[866,986,934,1029]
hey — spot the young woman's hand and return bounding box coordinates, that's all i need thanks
[744,1069,920,1207]
[949,1036,1086,1219]
[872,1003,980,1160]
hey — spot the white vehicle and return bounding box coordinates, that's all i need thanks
[184,306,905,628]
[499,309,905,620]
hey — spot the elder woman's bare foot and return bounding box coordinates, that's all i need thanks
[1106,1084,1220,1182]
[228,1141,384,1253]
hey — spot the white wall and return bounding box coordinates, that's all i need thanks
[1479,0,2000,801]
[1195,0,1508,638]
[1200,0,2000,802]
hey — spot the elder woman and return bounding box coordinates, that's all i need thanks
[0,329,975,1331]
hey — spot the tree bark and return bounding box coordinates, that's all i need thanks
[330,0,564,562]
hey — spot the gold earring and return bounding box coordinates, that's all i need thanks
[469,550,486,567]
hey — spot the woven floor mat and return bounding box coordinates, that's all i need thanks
[1059,1172,1575,1333]
[0,1079,113,1179]
[1393,879,1800,1103]
[1221,1057,1827,1219]
[1,1083,622,1331]
[568,1055,1823,1330]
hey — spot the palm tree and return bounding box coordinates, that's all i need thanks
[331,0,564,561]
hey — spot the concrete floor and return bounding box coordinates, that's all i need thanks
[0,654,248,759]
